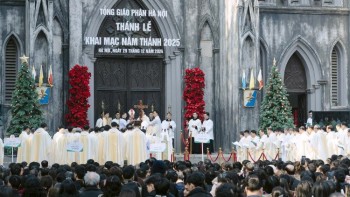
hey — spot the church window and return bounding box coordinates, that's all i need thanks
[331,47,339,106]
[4,37,18,103]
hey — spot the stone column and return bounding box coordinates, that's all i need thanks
[216,0,241,151]
[69,0,82,67]
[183,0,198,68]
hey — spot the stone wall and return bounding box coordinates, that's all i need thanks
[259,3,350,112]
[0,1,26,136]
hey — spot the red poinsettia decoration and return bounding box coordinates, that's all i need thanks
[65,65,91,127]
[183,67,205,127]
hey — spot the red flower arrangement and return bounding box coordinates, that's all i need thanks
[65,65,91,127]
[183,67,205,127]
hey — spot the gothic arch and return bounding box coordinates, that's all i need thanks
[33,26,50,42]
[2,33,23,60]
[2,34,22,104]
[330,39,347,67]
[198,15,218,47]
[240,34,255,72]
[279,36,323,110]
[329,40,347,106]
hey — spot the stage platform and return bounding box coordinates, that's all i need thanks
[174,153,234,164]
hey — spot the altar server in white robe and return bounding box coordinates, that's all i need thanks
[256,129,268,160]
[17,126,33,163]
[249,130,260,161]
[265,127,278,160]
[124,121,148,165]
[105,122,125,165]
[31,123,52,162]
[96,112,104,128]
[160,112,176,160]
[161,112,177,148]
[236,132,245,162]
[201,112,214,153]
[326,125,338,158]
[188,112,202,154]
[111,112,121,127]
[238,130,252,161]
[51,126,67,164]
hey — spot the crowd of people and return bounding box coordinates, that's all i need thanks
[235,122,350,163]
[0,154,350,196]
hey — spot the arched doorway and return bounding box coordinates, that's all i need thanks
[94,0,165,120]
[284,53,307,127]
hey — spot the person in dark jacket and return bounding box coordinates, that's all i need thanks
[184,172,212,197]
[79,172,103,197]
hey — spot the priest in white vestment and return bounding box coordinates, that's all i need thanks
[277,129,287,161]
[148,111,161,133]
[89,127,99,162]
[124,121,148,165]
[79,126,93,164]
[288,129,299,161]
[97,126,109,164]
[336,123,348,155]
[202,112,214,153]
[285,129,295,161]
[105,122,125,165]
[103,113,112,126]
[310,125,328,161]
[265,128,278,161]
[188,112,202,154]
[138,109,150,128]
[326,125,338,158]
[17,126,32,163]
[343,129,350,156]
[51,126,67,164]
[295,127,309,160]
[66,127,80,165]
[31,123,52,162]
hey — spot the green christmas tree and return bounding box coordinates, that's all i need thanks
[7,56,43,136]
[259,59,294,130]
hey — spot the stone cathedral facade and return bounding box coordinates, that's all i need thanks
[0,0,349,151]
